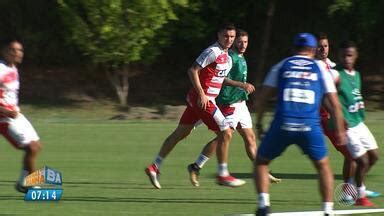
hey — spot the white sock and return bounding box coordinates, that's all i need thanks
[218,163,229,176]
[195,154,209,168]
[153,155,163,169]
[258,193,270,208]
[323,202,333,214]
[19,169,29,186]
[357,185,366,198]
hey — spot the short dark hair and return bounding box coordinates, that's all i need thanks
[218,22,236,33]
[236,29,248,38]
[1,37,22,50]
[316,32,328,41]
[339,40,357,49]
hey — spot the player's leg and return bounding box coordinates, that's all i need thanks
[197,101,245,187]
[255,120,287,215]
[145,123,194,189]
[299,126,334,214]
[0,114,41,193]
[187,137,217,186]
[312,157,334,214]
[345,123,376,206]
[238,128,256,160]
[145,106,196,189]
[359,123,380,198]
[255,157,271,216]
[215,127,248,187]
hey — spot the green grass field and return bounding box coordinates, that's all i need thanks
[0,105,382,215]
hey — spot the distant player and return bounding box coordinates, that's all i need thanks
[187,29,281,187]
[254,33,346,216]
[145,23,246,189]
[329,40,379,206]
[0,38,42,193]
[317,34,380,200]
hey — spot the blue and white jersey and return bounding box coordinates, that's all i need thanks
[263,55,336,125]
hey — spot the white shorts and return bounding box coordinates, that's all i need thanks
[0,113,40,148]
[346,122,378,159]
[220,101,253,129]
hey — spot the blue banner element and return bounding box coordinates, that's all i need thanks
[25,189,63,201]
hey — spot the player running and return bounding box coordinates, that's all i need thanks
[0,38,42,193]
[254,33,346,216]
[187,29,281,187]
[145,23,246,189]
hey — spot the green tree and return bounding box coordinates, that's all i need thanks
[58,0,187,106]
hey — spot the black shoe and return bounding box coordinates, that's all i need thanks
[15,182,28,193]
[187,163,200,187]
[256,206,270,216]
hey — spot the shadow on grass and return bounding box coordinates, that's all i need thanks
[230,173,344,180]
[60,196,257,204]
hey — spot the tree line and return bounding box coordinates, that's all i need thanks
[0,0,383,106]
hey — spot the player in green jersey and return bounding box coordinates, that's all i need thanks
[187,29,281,187]
[332,41,379,206]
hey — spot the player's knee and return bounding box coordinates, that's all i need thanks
[355,155,369,168]
[222,129,232,140]
[255,156,270,165]
[369,152,379,166]
[26,141,42,154]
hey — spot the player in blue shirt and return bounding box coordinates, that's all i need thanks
[254,33,346,216]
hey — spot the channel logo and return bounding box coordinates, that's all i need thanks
[24,166,63,201]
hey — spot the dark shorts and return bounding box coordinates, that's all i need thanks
[257,119,328,161]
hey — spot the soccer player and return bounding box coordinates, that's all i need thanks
[317,34,380,200]
[253,33,346,216]
[0,38,42,193]
[187,29,281,187]
[145,23,246,189]
[331,40,379,206]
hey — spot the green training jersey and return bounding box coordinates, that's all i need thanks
[216,49,248,105]
[334,67,365,128]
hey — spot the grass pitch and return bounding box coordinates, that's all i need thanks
[0,105,382,215]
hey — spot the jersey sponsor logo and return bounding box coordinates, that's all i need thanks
[291,66,312,70]
[288,81,311,87]
[289,59,314,66]
[283,71,318,81]
[348,101,365,113]
[216,68,228,77]
[283,88,315,104]
[280,123,311,131]
[351,88,363,100]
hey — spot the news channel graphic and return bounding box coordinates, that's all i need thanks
[24,166,63,201]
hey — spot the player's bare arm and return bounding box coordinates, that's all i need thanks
[223,78,255,94]
[0,106,18,118]
[187,62,209,110]
[323,92,347,146]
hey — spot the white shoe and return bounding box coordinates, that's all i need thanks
[145,164,161,189]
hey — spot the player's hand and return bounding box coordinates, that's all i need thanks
[242,83,255,94]
[256,123,265,140]
[198,94,209,110]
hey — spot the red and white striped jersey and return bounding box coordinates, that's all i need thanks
[187,42,232,101]
[0,61,20,114]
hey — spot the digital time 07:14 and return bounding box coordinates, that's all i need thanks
[25,189,63,201]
